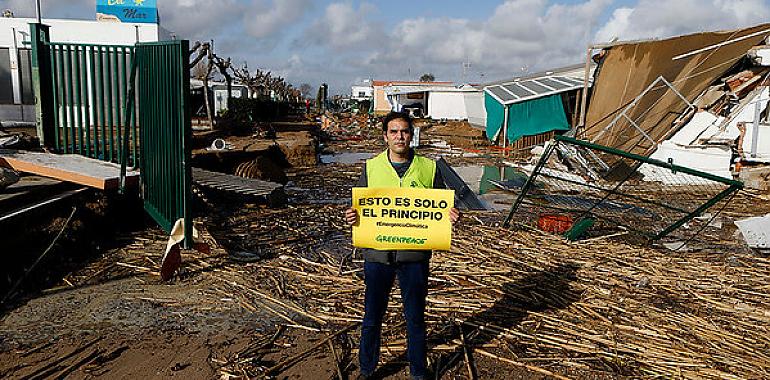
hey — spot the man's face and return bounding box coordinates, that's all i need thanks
[383,118,413,155]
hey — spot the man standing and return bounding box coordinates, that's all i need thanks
[345,111,460,379]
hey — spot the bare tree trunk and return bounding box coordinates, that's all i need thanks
[203,61,215,130]
[225,75,232,100]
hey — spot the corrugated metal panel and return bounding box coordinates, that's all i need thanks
[502,83,533,98]
[537,77,572,91]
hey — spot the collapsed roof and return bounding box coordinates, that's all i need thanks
[582,23,770,156]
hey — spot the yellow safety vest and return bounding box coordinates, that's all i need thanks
[365,150,436,188]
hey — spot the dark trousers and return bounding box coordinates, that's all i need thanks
[359,260,429,377]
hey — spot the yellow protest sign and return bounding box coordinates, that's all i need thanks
[352,187,454,251]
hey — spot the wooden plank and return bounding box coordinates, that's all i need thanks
[0,150,139,190]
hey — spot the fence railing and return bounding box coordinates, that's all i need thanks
[504,135,742,241]
[48,43,139,168]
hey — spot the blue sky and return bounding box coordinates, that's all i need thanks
[2,0,769,94]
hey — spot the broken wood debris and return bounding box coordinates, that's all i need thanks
[182,209,770,379]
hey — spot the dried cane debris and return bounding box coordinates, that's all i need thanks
[29,157,770,380]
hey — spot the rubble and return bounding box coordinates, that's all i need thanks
[422,120,488,149]
[734,213,770,251]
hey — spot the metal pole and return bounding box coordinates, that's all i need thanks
[752,94,763,158]
[35,0,42,23]
[502,104,509,150]
[503,140,557,227]
[578,46,592,128]
[11,27,21,106]
[672,28,770,61]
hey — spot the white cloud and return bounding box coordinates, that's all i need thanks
[4,0,770,95]
[244,0,311,39]
[302,2,382,50]
[595,0,770,42]
[482,0,611,68]
[340,0,611,84]
[158,0,246,40]
[389,18,485,64]
[0,0,93,19]
[305,0,770,91]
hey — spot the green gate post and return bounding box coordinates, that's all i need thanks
[30,23,56,149]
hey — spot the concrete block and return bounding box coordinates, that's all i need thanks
[738,165,770,190]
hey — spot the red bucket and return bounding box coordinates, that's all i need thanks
[537,214,574,234]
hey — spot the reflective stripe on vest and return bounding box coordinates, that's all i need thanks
[365,150,436,188]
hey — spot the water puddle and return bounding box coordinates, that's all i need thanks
[320,152,374,164]
[453,165,528,195]
[453,165,529,211]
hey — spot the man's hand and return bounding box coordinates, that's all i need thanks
[345,207,359,225]
[450,207,461,224]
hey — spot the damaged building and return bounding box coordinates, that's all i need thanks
[506,23,770,246]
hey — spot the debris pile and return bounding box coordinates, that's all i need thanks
[422,120,489,149]
[320,112,377,138]
[645,70,770,186]
[200,209,770,379]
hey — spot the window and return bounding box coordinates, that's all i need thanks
[0,48,13,104]
[18,48,33,105]
[358,91,366,97]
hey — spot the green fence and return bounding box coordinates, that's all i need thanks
[504,135,742,242]
[135,40,192,246]
[30,22,193,247]
[48,43,139,167]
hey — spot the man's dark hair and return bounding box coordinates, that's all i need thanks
[382,111,413,132]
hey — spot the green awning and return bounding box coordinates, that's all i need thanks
[506,94,569,142]
[485,92,505,141]
[485,93,569,143]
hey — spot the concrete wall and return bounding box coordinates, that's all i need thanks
[0,18,162,47]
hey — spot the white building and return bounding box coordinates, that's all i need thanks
[190,79,249,115]
[427,85,486,126]
[383,83,486,125]
[0,17,170,122]
[351,80,373,101]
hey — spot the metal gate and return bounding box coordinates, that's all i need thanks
[135,40,192,246]
[30,24,192,247]
[48,43,139,166]
[30,24,140,167]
